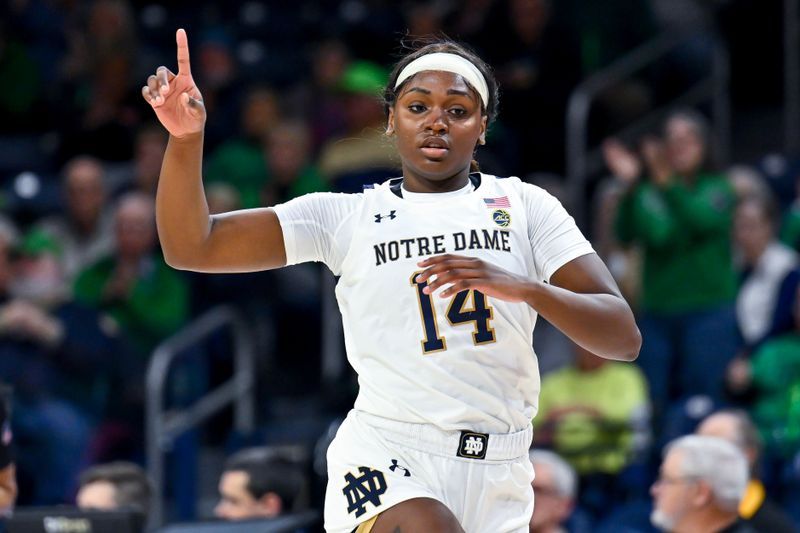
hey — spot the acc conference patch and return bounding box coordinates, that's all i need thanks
[492,209,511,227]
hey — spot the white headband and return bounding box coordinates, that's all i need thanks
[394,52,489,107]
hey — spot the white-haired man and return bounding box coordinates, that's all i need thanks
[651,435,756,533]
[529,449,577,533]
[697,409,796,533]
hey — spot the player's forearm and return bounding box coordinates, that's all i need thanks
[522,281,641,361]
[156,131,212,269]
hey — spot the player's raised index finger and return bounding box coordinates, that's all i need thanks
[176,28,191,75]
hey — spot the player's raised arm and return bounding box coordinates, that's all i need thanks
[142,29,286,273]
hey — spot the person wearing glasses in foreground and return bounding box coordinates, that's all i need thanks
[142,29,641,533]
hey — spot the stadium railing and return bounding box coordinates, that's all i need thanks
[146,305,257,528]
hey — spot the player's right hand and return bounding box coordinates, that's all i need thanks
[142,29,206,138]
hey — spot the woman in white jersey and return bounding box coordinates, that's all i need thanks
[142,30,641,533]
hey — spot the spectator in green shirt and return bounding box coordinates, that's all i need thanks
[604,109,738,420]
[73,192,188,357]
[534,343,650,519]
[73,193,189,448]
[204,86,280,208]
[535,344,650,476]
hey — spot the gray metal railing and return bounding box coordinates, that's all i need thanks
[321,269,345,385]
[566,31,730,228]
[146,305,256,527]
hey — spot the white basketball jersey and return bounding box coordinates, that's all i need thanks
[274,174,593,434]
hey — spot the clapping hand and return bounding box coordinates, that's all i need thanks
[641,136,672,187]
[602,139,641,186]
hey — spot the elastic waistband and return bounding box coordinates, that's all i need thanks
[354,411,532,462]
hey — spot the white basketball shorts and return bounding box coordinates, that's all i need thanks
[324,410,534,533]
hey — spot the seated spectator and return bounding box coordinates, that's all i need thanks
[650,435,752,533]
[204,86,280,208]
[734,194,797,348]
[726,284,800,462]
[534,343,650,520]
[73,192,188,357]
[529,449,577,533]
[76,461,152,520]
[57,0,141,163]
[298,39,349,153]
[535,343,650,476]
[109,122,168,197]
[35,156,114,282]
[318,61,398,192]
[749,265,800,345]
[261,119,328,206]
[1,229,120,504]
[696,410,796,532]
[605,109,738,420]
[215,447,306,521]
[727,165,771,202]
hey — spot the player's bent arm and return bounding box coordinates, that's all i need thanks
[156,133,287,273]
[530,253,641,362]
[416,252,640,361]
[182,208,286,273]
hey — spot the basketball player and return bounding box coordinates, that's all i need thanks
[142,29,641,533]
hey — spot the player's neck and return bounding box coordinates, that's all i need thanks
[401,166,471,193]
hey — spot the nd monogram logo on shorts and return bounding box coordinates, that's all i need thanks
[457,431,489,459]
[342,466,387,517]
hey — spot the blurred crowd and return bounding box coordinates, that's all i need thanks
[0,0,798,531]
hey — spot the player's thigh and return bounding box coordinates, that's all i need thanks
[371,497,465,533]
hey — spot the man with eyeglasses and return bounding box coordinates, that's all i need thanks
[528,449,577,533]
[696,409,796,533]
[650,435,758,532]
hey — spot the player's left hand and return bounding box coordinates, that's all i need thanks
[415,254,529,302]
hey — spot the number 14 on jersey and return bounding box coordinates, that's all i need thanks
[411,271,496,354]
